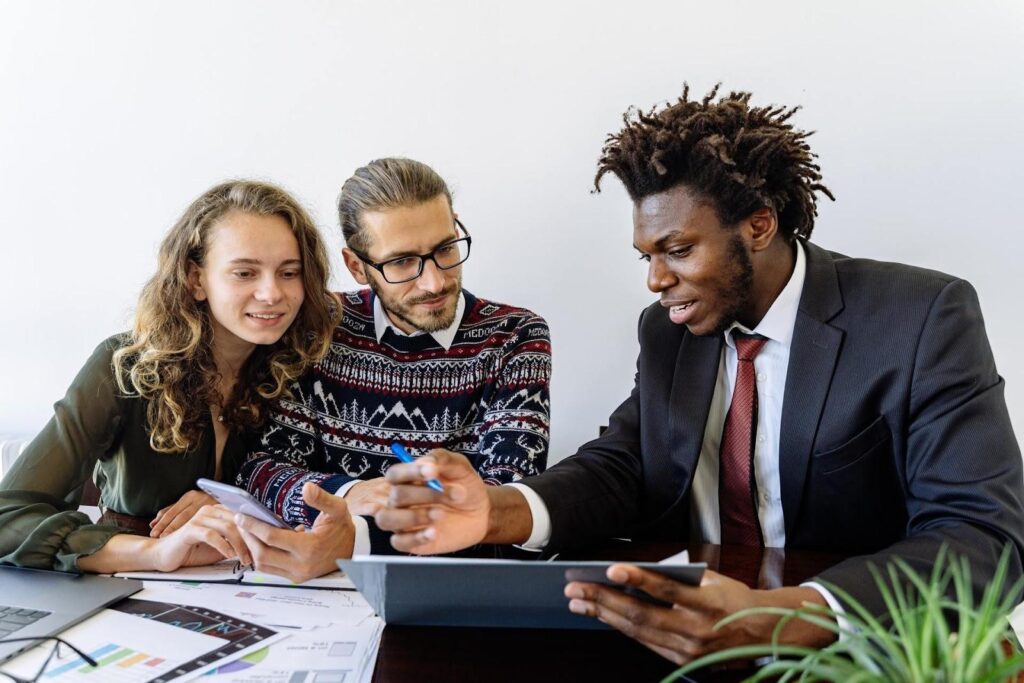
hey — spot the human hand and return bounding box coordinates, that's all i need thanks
[376,449,491,554]
[235,482,355,583]
[344,477,392,516]
[152,504,252,572]
[150,490,218,538]
[564,566,834,666]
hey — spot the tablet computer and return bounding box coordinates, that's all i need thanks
[338,556,705,630]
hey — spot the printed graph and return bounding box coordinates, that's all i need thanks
[1,599,283,683]
[37,641,175,682]
[112,599,278,682]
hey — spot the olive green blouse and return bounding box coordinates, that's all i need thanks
[0,335,252,572]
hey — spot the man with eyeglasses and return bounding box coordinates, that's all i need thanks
[233,158,552,580]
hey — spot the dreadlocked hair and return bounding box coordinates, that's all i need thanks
[594,84,835,240]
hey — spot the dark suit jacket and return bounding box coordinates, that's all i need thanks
[526,241,1024,613]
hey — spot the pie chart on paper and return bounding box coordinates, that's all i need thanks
[205,646,270,675]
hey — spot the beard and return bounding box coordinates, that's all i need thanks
[707,235,755,336]
[368,274,462,333]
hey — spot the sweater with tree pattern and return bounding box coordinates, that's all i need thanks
[237,289,552,526]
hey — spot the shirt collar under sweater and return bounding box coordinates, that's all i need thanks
[373,291,466,351]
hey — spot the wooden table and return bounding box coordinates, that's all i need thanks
[370,542,842,682]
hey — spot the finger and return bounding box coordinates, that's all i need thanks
[424,449,473,479]
[237,526,272,567]
[186,512,253,565]
[186,527,235,561]
[607,563,691,602]
[384,462,429,485]
[388,527,439,554]
[374,506,441,532]
[565,585,701,660]
[211,521,253,566]
[151,502,190,537]
[565,581,693,635]
[158,505,198,538]
[381,450,466,485]
[303,482,350,519]
[388,483,444,508]
[237,528,286,565]
[388,482,467,509]
[242,529,319,580]
[234,512,315,564]
[150,504,172,528]
[585,601,700,664]
[235,513,292,548]
[233,537,307,583]
[607,564,708,608]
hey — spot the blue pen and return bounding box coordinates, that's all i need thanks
[390,443,444,493]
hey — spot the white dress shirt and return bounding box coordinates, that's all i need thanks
[689,242,805,548]
[343,293,467,555]
[372,292,465,352]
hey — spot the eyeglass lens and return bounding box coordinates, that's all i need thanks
[381,238,470,283]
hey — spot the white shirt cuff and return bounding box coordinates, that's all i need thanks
[506,483,551,550]
[334,479,360,497]
[351,515,371,556]
[801,581,852,642]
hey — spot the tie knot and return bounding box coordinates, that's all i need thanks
[734,333,767,362]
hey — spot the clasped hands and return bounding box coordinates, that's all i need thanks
[375,448,835,665]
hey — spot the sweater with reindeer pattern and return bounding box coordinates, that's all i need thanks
[237,289,551,527]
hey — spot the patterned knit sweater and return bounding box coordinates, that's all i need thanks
[238,289,552,526]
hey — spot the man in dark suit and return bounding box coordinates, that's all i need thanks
[375,85,1024,663]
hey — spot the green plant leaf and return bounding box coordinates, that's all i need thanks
[666,544,1023,683]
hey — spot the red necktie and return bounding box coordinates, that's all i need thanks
[719,333,767,547]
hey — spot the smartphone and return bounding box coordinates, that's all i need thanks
[196,478,290,529]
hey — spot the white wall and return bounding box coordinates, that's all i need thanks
[1,0,1021,461]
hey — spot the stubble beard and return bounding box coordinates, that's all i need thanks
[369,275,462,334]
[708,235,755,337]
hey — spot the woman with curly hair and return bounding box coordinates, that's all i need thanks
[0,180,338,573]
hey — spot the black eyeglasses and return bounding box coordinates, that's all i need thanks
[0,637,97,683]
[352,219,472,284]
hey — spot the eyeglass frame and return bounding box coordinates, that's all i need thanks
[350,218,472,284]
[0,636,98,683]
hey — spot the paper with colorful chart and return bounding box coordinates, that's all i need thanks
[0,599,284,683]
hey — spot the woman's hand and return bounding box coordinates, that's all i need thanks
[150,490,218,538]
[151,504,252,572]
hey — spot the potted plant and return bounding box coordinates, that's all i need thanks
[667,546,1024,683]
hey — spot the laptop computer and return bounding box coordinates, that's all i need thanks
[0,566,142,662]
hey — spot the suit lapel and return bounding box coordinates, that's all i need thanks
[780,242,845,538]
[667,331,722,502]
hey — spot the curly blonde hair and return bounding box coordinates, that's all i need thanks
[113,180,338,453]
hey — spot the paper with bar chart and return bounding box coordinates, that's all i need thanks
[0,600,286,683]
[204,616,384,683]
